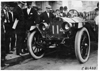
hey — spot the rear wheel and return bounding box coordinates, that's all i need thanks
[27,31,44,59]
[75,28,90,63]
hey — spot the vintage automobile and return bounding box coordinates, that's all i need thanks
[27,9,98,63]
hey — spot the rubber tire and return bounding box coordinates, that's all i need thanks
[75,28,90,63]
[27,31,44,59]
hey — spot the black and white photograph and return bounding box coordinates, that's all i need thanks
[1,0,99,70]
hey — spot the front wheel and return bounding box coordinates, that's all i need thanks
[27,31,44,59]
[75,28,90,63]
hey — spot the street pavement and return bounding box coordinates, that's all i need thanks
[1,42,98,70]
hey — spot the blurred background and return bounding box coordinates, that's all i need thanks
[1,0,99,12]
[28,0,99,12]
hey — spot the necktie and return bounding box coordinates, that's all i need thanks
[11,12,13,22]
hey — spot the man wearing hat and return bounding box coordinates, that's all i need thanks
[40,5,55,25]
[13,1,25,55]
[23,1,38,53]
[7,2,16,52]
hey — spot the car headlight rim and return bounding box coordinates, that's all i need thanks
[62,22,71,30]
[39,23,46,31]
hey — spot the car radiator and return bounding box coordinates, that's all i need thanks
[52,25,59,34]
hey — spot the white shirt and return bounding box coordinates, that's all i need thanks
[3,9,6,14]
[47,12,49,17]
[27,8,31,15]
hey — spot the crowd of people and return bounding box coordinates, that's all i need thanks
[1,1,99,67]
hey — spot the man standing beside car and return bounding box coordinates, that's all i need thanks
[1,5,7,67]
[8,2,16,52]
[13,2,25,55]
[40,5,55,27]
[4,3,11,54]
[23,2,38,31]
[23,2,38,53]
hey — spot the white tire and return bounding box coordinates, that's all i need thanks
[27,31,44,59]
[75,28,90,63]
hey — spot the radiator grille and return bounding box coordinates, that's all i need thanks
[52,25,59,34]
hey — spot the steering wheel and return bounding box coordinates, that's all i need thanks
[67,9,79,18]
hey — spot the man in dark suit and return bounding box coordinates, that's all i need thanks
[23,2,38,53]
[8,2,16,52]
[1,6,7,67]
[36,7,42,24]
[23,2,38,31]
[40,5,55,24]
[13,2,25,55]
[4,3,11,54]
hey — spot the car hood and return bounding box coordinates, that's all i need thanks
[61,17,85,23]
